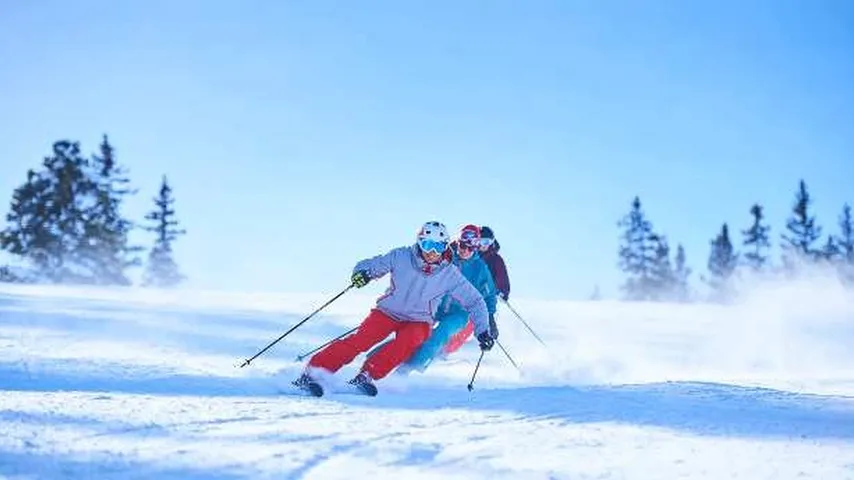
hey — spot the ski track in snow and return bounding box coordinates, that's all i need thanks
[1,283,854,479]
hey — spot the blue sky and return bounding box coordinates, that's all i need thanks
[1,1,852,300]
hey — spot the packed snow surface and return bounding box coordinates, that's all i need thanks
[2,279,854,479]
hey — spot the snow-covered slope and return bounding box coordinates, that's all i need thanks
[1,281,854,479]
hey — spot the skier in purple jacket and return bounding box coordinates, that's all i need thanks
[478,226,510,338]
[294,221,494,395]
[479,226,510,302]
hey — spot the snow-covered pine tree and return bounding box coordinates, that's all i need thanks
[780,180,822,271]
[706,223,739,302]
[833,203,854,285]
[617,196,661,301]
[741,203,771,272]
[76,135,142,285]
[671,243,692,302]
[142,175,186,288]
[1,141,95,283]
[648,234,675,301]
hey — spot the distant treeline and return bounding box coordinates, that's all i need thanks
[615,180,853,303]
[0,136,186,287]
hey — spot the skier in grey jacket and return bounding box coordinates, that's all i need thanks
[295,221,494,393]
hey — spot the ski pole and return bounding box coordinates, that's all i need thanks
[238,284,354,368]
[467,349,485,391]
[496,339,520,372]
[500,297,546,347]
[295,325,359,361]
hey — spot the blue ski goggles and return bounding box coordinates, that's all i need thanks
[459,230,479,247]
[418,238,448,254]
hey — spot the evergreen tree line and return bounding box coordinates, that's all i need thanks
[0,136,186,288]
[617,179,854,303]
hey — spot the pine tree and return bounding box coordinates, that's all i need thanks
[1,169,51,278]
[835,204,854,262]
[142,175,186,288]
[781,179,822,268]
[834,203,854,284]
[617,196,660,301]
[77,135,142,285]
[1,141,95,283]
[820,236,840,262]
[649,234,675,300]
[0,265,17,283]
[706,223,738,301]
[672,243,692,302]
[741,203,771,272]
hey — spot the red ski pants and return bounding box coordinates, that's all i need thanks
[309,308,431,380]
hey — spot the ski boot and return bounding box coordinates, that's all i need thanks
[292,372,324,397]
[348,371,378,396]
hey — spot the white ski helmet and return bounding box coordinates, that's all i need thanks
[416,221,450,254]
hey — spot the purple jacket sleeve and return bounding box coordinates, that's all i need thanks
[490,254,510,300]
[447,268,490,336]
[352,247,400,280]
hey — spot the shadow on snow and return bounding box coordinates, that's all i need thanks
[3,357,853,442]
[0,449,250,480]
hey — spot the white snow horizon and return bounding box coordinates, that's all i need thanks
[1,273,854,479]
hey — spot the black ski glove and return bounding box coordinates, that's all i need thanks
[488,313,499,339]
[476,330,494,351]
[351,270,371,288]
